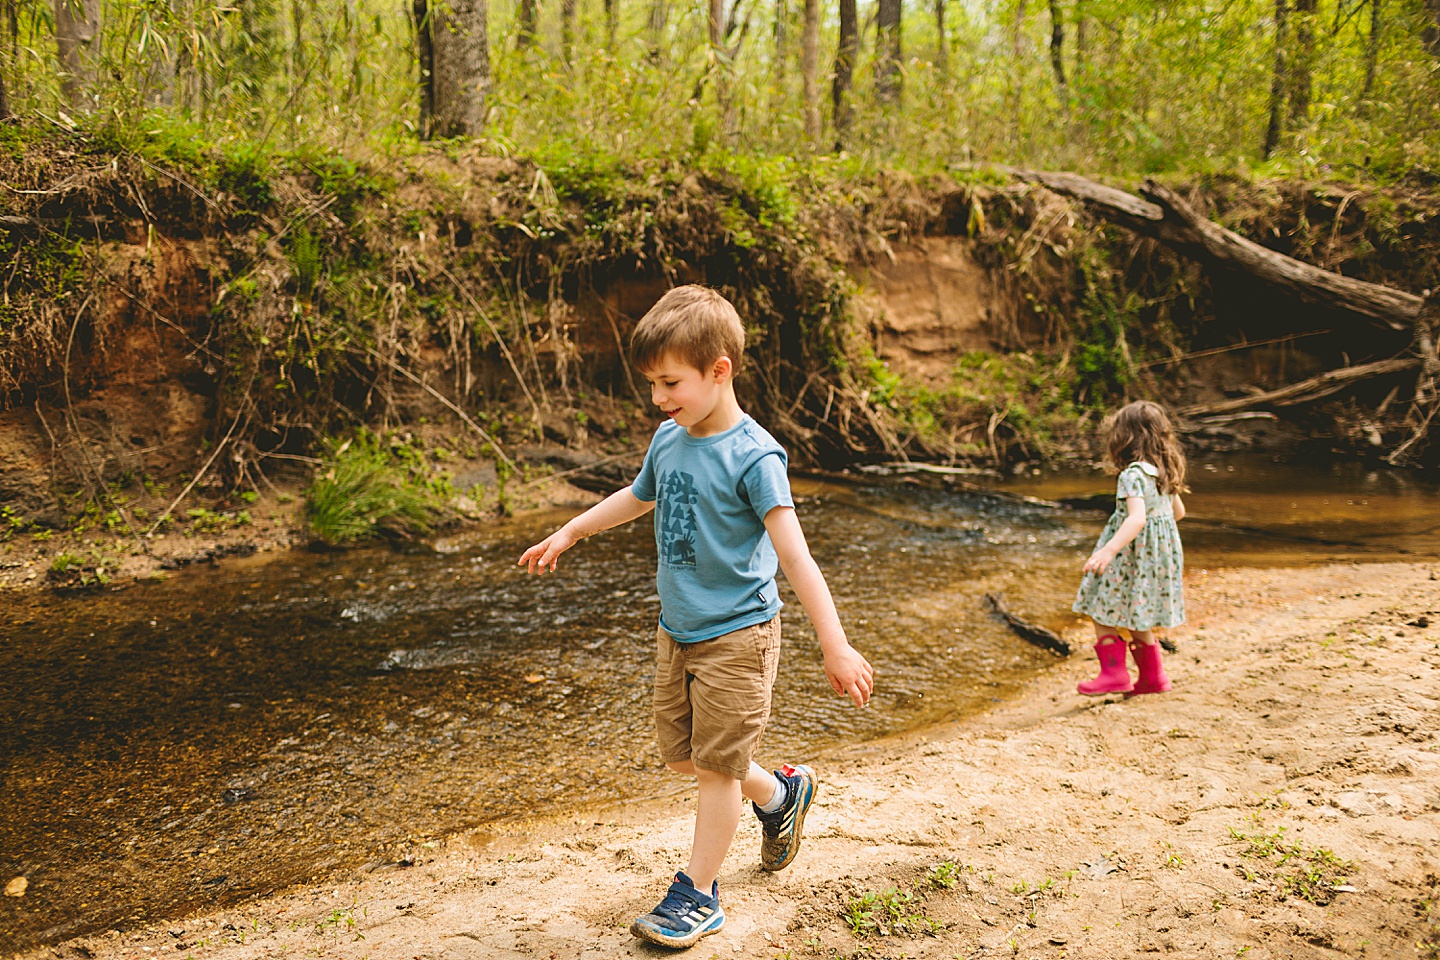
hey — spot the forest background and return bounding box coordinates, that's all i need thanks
[2,0,1440,559]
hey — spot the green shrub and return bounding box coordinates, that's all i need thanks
[306,433,439,547]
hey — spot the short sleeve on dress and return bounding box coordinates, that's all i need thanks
[1116,465,1147,499]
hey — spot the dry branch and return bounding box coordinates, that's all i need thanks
[985,591,1072,656]
[1019,171,1424,331]
[1177,357,1421,418]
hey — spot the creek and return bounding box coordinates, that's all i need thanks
[2,453,1438,950]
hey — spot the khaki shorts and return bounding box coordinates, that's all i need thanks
[653,615,782,781]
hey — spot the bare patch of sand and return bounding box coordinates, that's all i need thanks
[24,562,1440,959]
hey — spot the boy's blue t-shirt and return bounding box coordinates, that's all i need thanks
[631,415,794,642]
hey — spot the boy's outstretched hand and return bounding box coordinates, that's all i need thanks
[824,643,874,709]
[518,528,578,574]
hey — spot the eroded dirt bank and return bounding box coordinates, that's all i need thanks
[20,561,1440,960]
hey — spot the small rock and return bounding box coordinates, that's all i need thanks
[4,876,27,897]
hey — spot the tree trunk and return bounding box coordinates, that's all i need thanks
[605,0,618,50]
[431,0,490,137]
[832,0,857,145]
[1287,0,1315,128]
[648,0,667,59]
[933,0,946,77]
[413,0,434,137]
[801,0,820,140]
[1423,0,1440,55]
[772,0,785,81]
[562,0,578,64]
[1073,0,1086,74]
[1360,0,1380,108]
[516,0,537,49]
[0,72,10,120]
[1263,0,1288,158]
[53,0,101,110]
[1008,0,1027,145]
[875,0,901,105]
[1047,0,1065,96]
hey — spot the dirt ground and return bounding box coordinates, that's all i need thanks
[14,561,1440,960]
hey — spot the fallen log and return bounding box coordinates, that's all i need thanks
[1177,356,1421,419]
[985,592,1072,656]
[1019,171,1425,332]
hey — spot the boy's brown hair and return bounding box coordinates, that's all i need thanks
[630,285,745,374]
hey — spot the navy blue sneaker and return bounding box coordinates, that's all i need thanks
[629,872,724,948]
[754,763,817,871]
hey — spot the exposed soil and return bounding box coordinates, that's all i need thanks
[19,561,1440,960]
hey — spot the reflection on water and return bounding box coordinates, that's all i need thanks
[2,453,1438,949]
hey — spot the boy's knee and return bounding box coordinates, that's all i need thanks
[666,759,697,775]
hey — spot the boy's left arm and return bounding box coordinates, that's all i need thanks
[764,506,874,708]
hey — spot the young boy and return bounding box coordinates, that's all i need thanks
[518,284,874,949]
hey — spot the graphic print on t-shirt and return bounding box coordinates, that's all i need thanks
[658,469,700,566]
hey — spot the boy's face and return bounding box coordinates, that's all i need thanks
[640,353,733,436]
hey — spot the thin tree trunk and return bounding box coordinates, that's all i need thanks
[933,0,946,78]
[1263,0,1288,158]
[1423,0,1440,55]
[431,0,490,137]
[0,72,10,120]
[1360,0,1380,108]
[648,0,667,58]
[772,0,785,80]
[1008,0,1027,147]
[53,0,101,110]
[290,0,304,88]
[604,0,617,49]
[562,0,578,64]
[1073,0,1085,74]
[1047,0,1065,96]
[832,0,857,145]
[875,0,900,105]
[516,0,537,49]
[413,0,434,137]
[1287,0,1315,128]
[801,0,819,140]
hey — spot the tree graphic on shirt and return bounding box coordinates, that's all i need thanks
[659,469,698,567]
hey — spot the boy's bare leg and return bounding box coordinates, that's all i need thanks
[667,761,779,889]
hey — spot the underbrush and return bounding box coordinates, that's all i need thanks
[306,432,444,547]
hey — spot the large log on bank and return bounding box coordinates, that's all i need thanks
[1020,171,1425,332]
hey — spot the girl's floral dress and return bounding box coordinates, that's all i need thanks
[1072,461,1185,630]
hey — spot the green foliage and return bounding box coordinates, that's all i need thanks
[1229,823,1354,904]
[306,432,441,547]
[185,507,252,534]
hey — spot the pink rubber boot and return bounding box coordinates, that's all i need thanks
[1125,639,1172,696]
[1077,635,1133,696]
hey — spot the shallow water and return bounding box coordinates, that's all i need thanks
[2,452,1437,949]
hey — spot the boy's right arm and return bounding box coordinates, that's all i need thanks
[518,485,655,574]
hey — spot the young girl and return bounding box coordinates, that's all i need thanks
[1072,400,1187,697]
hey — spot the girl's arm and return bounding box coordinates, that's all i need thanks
[1082,496,1146,575]
[763,505,874,708]
[1172,494,1186,521]
[518,486,655,574]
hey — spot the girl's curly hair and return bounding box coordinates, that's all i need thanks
[1105,401,1187,495]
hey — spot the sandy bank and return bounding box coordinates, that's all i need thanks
[19,561,1440,960]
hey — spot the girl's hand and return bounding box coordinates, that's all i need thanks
[1083,547,1116,575]
[518,528,578,574]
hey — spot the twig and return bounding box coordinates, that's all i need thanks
[436,263,542,422]
[368,347,516,472]
[985,592,1072,656]
[61,292,149,555]
[146,408,245,537]
[517,447,645,489]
